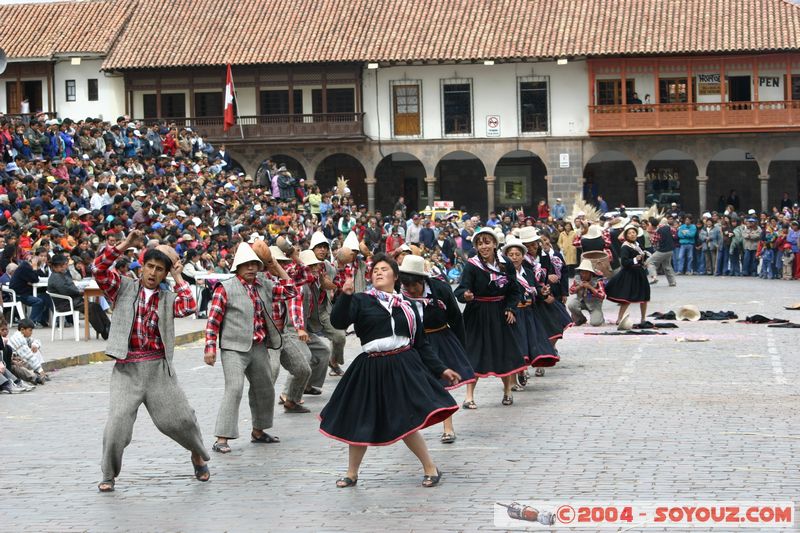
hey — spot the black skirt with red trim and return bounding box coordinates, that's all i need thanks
[318,347,458,446]
[427,328,476,390]
[605,265,651,304]
[512,306,560,368]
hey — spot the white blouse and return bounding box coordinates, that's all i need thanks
[361,292,411,353]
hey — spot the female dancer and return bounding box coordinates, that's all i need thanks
[501,237,558,390]
[399,255,474,444]
[320,254,460,488]
[454,228,526,407]
[605,225,650,324]
[520,229,572,376]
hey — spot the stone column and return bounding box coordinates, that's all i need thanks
[759,174,770,213]
[365,176,377,213]
[485,175,497,217]
[635,176,647,206]
[697,175,709,214]
[424,176,437,206]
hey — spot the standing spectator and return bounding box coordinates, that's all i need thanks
[393,196,407,220]
[676,215,697,275]
[537,200,550,221]
[729,218,745,276]
[699,218,720,276]
[741,217,762,277]
[419,219,436,249]
[338,211,355,238]
[597,194,609,214]
[552,198,566,220]
[717,218,734,275]
[406,213,422,245]
[726,189,741,212]
[788,220,800,279]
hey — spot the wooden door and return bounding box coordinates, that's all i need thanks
[6,82,20,114]
[393,85,420,136]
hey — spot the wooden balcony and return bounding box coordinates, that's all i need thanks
[140,113,365,142]
[589,101,800,135]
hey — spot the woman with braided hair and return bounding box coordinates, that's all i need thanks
[454,228,526,408]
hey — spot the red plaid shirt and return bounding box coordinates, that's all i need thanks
[274,262,315,331]
[573,227,613,260]
[93,245,196,360]
[332,257,373,291]
[569,277,606,301]
[205,274,296,353]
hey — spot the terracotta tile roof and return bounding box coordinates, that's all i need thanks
[0,0,132,60]
[100,0,800,69]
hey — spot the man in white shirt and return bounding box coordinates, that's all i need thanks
[406,214,422,245]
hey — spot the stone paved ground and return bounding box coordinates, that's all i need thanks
[2,276,799,532]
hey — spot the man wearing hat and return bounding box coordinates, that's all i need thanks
[283,249,332,397]
[566,259,606,327]
[309,231,347,376]
[93,229,209,492]
[204,242,297,453]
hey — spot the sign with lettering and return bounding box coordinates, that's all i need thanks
[433,200,454,209]
[559,153,570,168]
[486,115,500,137]
[759,76,780,87]
[697,73,721,95]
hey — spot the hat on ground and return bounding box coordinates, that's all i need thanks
[617,312,634,331]
[470,227,498,244]
[584,225,604,240]
[299,249,322,267]
[517,226,540,244]
[784,302,800,310]
[230,243,263,271]
[575,258,601,275]
[269,245,290,262]
[501,236,527,255]
[676,304,701,322]
[398,254,429,277]
[310,231,329,250]
[342,231,360,251]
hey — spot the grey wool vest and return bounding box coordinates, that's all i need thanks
[105,277,177,372]
[219,275,282,352]
[303,283,323,333]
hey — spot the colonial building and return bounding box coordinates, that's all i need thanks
[6,0,800,216]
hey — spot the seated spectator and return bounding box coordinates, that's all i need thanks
[7,319,49,384]
[47,254,84,313]
[0,320,35,393]
[9,258,52,327]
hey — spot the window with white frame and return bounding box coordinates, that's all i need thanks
[65,80,76,102]
[441,78,473,136]
[518,76,549,134]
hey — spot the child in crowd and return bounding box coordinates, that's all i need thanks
[6,319,50,384]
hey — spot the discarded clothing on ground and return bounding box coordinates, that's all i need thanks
[699,311,738,321]
[633,321,678,329]
[767,322,800,328]
[739,315,789,324]
[649,311,676,320]
[584,330,668,336]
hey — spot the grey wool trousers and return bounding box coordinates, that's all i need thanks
[101,359,209,480]
[273,330,312,403]
[282,328,331,396]
[318,308,346,365]
[214,343,276,439]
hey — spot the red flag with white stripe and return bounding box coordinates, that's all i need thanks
[223,64,235,132]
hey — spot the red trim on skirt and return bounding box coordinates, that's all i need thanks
[529,354,560,368]
[549,321,575,341]
[445,377,477,390]
[317,405,459,447]
[473,361,530,379]
[474,296,505,302]
[607,296,649,304]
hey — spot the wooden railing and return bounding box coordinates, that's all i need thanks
[137,113,365,140]
[589,101,800,135]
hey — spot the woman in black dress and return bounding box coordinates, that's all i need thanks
[399,255,474,444]
[319,254,461,488]
[605,225,651,325]
[454,228,526,407]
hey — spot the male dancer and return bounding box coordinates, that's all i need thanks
[94,229,209,492]
[204,243,296,453]
[308,232,346,375]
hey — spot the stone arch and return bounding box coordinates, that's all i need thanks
[492,150,548,213]
[645,149,699,215]
[314,153,368,206]
[706,149,761,213]
[374,152,427,215]
[767,147,800,210]
[583,150,637,209]
[434,150,487,215]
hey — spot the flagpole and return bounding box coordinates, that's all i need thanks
[229,65,245,140]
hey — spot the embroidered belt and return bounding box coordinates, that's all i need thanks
[424,325,449,334]
[117,349,165,364]
[367,344,411,358]
[474,296,504,302]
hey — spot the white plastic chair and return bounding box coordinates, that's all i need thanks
[1,285,25,327]
[46,291,80,342]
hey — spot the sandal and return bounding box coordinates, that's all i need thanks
[251,431,280,444]
[212,441,231,453]
[534,368,545,377]
[336,476,358,488]
[328,363,344,377]
[304,387,323,395]
[283,402,311,414]
[502,394,514,406]
[422,468,442,488]
[98,479,115,492]
[461,400,477,410]
[440,432,456,444]
[279,394,304,405]
[193,461,210,482]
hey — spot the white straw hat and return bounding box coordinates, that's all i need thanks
[575,258,599,274]
[617,312,634,331]
[584,225,604,240]
[470,227,498,244]
[230,243,263,271]
[676,305,701,322]
[398,255,429,277]
[517,226,540,244]
[342,231,360,251]
[309,231,329,250]
[501,237,527,255]
[299,249,322,266]
[269,245,290,262]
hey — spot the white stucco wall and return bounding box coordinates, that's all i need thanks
[0,74,50,114]
[54,59,124,120]
[362,60,589,140]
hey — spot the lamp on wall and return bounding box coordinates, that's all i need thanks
[557,58,568,66]
[367,63,379,70]
[483,60,495,66]
[71,57,82,65]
